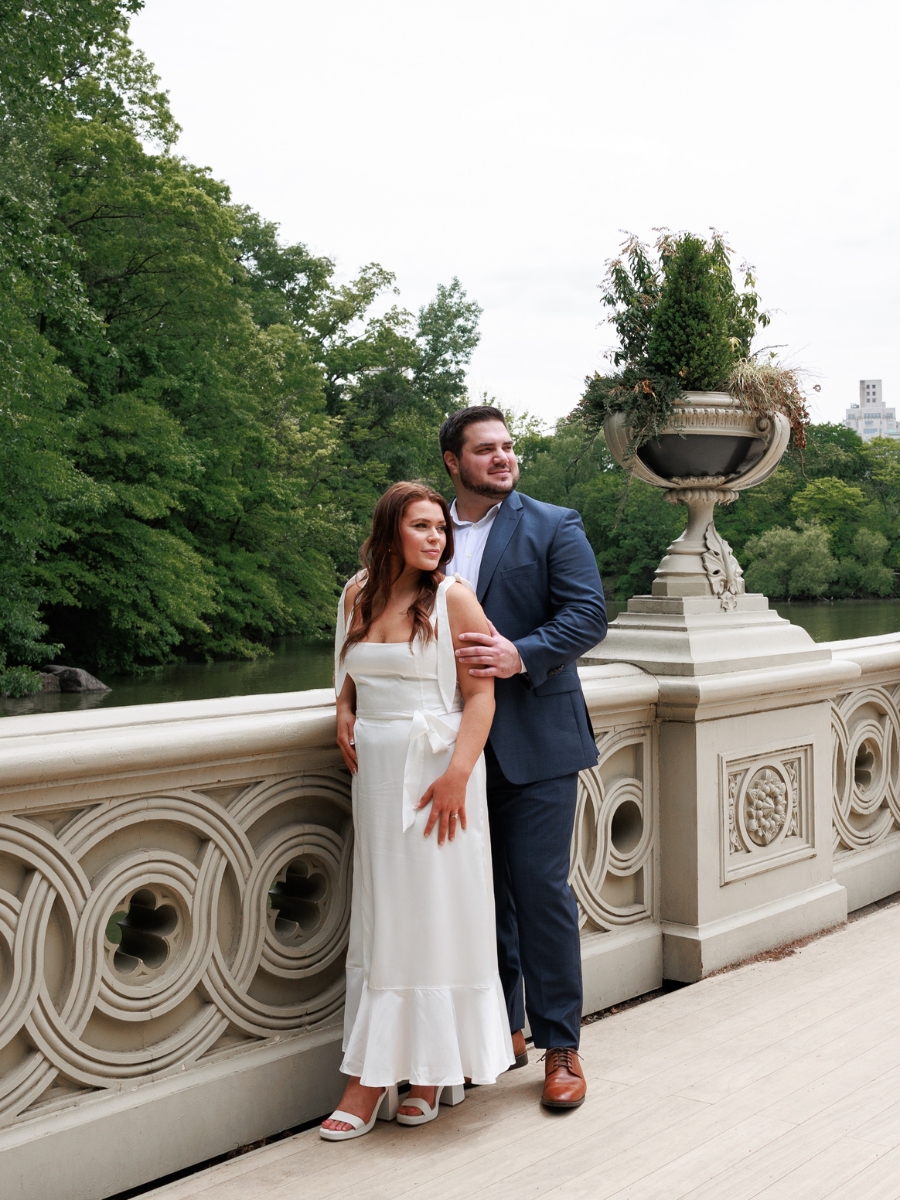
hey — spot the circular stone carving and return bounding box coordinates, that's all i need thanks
[854,739,878,789]
[258,824,351,979]
[832,687,900,851]
[569,730,654,932]
[610,799,644,856]
[744,769,788,845]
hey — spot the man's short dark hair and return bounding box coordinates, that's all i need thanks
[439,405,509,468]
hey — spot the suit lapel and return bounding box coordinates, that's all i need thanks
[477,492,523,602]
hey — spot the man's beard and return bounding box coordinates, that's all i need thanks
[457,459,519,499]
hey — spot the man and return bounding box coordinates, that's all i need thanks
[440,405,607,1109]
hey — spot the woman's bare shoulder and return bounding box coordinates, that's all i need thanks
[343,575,365,621]
[446,578,488,630]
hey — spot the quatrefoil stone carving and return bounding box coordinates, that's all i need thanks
[268,858,328,942]
[106,888,178,974]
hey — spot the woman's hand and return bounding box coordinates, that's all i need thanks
[417,768,468,845]
[336,707,358,774]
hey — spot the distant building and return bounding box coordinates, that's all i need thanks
[844,380,900,441]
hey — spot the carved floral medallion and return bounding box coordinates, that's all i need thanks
[720,742,814,884]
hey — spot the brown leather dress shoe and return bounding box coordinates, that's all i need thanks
[541,1048,586,1109]
[510,1029,528,1069]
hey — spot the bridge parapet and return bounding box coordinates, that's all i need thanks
[1,644,898,1199]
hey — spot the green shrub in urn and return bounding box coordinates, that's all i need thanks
[579,230,809,455]
[647,235,740,390]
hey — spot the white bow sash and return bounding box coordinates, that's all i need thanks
[401,709,461,831]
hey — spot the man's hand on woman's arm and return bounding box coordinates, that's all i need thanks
[455,620,525,679]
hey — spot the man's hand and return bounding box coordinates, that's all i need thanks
[455,620,523,678]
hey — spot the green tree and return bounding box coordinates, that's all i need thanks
[318,273,481,529]
[581,476,685,599]
[862,437,900,530]
[744,524,836,599]
[516,420,609,508]
[715,467,800,558]
[2,2,484,672]
[789,478,869,558]
[0,0,140,670]
[783,423,868,481]
[834,530,895,598]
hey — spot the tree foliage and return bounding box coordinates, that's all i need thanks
[0,4,480,673]
[4,9,898,683]
[743,524,836,600]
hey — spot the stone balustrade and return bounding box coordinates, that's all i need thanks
[3,640,900,1199]
[827,633,900,911]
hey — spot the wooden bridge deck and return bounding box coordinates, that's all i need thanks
[144,901,900,1200]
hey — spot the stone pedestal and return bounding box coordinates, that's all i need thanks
[583,599,859,981]
[593,594,830,677]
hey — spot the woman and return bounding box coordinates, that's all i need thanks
[320,481,514,1141]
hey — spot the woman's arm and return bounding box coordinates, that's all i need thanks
[418,584,495,845]
[336,674,358,774]
[336,582,361,773]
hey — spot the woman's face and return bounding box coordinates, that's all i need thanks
[397,499,447,572]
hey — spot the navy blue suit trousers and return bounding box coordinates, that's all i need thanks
[485,744,583,1048]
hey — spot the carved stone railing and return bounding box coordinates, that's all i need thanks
[0,692,352,1199]
[573,724,655,931]
[573,665,661,1011]
[5,639,900,1200]
[0,772,352,1124]
[0,672,659,1200]
[826,633,900,910]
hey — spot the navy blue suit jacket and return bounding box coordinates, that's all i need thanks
[476,491,607,785]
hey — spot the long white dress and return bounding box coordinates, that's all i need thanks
[336,574,514,1088]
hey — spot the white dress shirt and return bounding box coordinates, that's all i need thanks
[444,497,527,674]
[444,498,501,587]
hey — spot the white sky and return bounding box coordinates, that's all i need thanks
[131,0,900,429]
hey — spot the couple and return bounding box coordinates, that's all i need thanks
[320,406,607,1140]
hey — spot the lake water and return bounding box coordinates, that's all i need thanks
[4,601,900,718]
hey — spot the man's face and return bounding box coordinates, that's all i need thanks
[447,419,519,499]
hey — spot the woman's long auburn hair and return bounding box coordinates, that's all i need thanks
[341,481,455,659]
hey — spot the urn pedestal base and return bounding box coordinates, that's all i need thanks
[582,594,830,678]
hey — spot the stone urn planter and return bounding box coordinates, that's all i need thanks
[604,391,790,611]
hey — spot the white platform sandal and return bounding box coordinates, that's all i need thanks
[319,1085,399,1141]
[396,1083,466,1126]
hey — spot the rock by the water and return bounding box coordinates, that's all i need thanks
[39,672,61,693]
[41,664,111,693]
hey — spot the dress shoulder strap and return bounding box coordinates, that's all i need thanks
[334,571,365,695]
[435,575,470,710]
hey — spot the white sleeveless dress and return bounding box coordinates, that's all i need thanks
[335,575,514,1087]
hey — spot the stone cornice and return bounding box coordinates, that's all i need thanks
[0,690,340,808]
[824,632,900,684]
[656,657,861,722]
